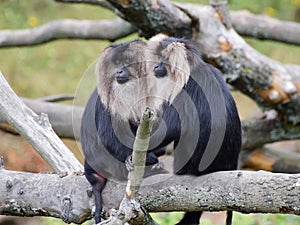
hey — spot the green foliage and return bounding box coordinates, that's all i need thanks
[149,212,216,225]
[233,213,300,225]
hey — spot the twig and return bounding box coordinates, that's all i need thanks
[126,107,155,198]
[100,107,159,225]
[36,94,75,102]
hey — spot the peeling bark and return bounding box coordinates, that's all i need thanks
[181,4,300,123]
[0,169,92,224]
[106,0,193,38]
[0,169,300,224]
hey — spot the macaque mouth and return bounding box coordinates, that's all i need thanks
[115,68,130,84]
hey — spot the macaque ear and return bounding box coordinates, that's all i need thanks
[162,41,190,88]
[149,33,169,43]
[147,34,169,58]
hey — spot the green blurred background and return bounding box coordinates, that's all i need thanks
[0,0,300,224]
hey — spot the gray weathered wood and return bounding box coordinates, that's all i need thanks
[0,18,136,47]
[0,72,83,173]
[0,169,299,224]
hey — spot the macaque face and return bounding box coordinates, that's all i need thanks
[96,40,153,122]
[147,34,191,104]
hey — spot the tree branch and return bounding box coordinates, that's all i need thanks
[1,169,299,224]
[1,96,300,151]
[2,2,299,47]
[36,94,75,102]
[0,72,83,173]
[101,108,158,225]
[231,10,300,45]
[241,115,300,150]
[106,0,193,38]
[0,18,136,47]
[179,4,300,123]
[240,147,300,173]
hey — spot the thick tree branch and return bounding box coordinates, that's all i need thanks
[0,169,92,224]
[0,72,83,173]
[55,0,300,46]
[240,147,300,173]
[101,108,158,225]
[106,0,193,38]
[231,10,300,45]
[179,4,300,123]
[1,97,300,151]
[0,18,136,47]
[241,116,300,150]
[86,0,300,123]
[1,169,300,224]
[0,98,83,140]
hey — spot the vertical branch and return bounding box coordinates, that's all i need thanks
[100,107,159,225]
[126,107,155,199]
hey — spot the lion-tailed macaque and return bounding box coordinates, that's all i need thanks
[80,40,166,223]
[147,34,241,225]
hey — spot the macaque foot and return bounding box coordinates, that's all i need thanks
[125,155,134,172]
[151,162,165,171]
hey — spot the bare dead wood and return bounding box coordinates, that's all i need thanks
[36,94,75,102]
[0,18,136,47]
[106,0,300,123]
[54,0,300,46]
[1,169,300,224]
[0,169,92,224]
[178,4,300,124]
[241,115,300,150]
[21,98,83,140]
[0,72,83,173]
[1,96,300,151]
[0,97,83,140]
[231,10,300,45]
[106,0,193,38]
[91,1,300,123]
[127,108,155,199]
[100,108,158,225]
[240,147,300,173]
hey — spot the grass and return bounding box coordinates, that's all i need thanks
[0,0,300,225]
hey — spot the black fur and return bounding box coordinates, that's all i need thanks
[81,40,167,223]
[150,37,241,225]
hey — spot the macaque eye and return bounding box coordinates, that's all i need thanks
[125,59,131,64]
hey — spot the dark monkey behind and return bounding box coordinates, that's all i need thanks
[147,34,242,225]
[80,40,166,223]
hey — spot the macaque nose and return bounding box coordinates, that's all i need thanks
[116,68,130,84]
[153,61,167,78]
